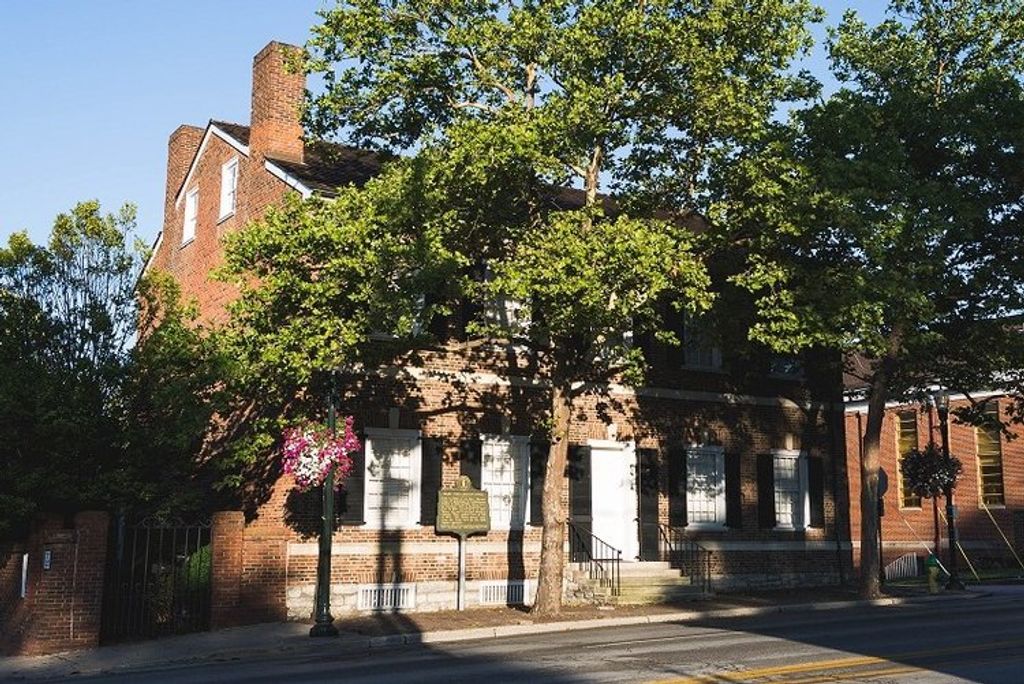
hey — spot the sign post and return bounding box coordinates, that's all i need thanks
[436,475,490,611]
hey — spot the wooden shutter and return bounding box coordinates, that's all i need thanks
[725,452,742,529]
[339,442,365,524]
[757,453,776,529]
[567,445,592,530]
[459,438,483,488]
[419,438,443,525]
[668,444,688,526]
[529,441,549,526]
[637,448,660,560]
[808,457,825,528]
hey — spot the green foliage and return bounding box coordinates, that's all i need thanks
[485,209,713,384]
[0,202,225,539]
[306,0,822,215]
[735,0,1024,406]
[900,444,962,499]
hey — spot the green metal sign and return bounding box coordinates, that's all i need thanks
[436,475,490,536]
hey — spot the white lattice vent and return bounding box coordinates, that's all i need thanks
[358,583,417,611]
[479,580,530,606]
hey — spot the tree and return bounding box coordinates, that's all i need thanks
[300,0,821,613]
[901,444,962,502]
[735,0,1024,597]
[0,201,225,538]
[216,170,464,484]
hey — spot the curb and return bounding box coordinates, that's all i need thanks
[363,591,988,648]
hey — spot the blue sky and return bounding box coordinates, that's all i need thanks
[0,1,884,247]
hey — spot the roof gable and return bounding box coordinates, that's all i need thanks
[173,121,250,207]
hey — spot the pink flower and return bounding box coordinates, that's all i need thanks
[280,418,361,491]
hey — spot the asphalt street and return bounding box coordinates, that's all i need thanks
[63,589,1024,683]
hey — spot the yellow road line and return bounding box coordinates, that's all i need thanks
[788,650,1024,684]
[650,636,1024,684]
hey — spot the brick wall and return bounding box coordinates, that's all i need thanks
[0,512,109,656]
[846,396,1024,575]
[200,343,849,623]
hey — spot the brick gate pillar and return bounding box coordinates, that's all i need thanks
[210,511,245,629]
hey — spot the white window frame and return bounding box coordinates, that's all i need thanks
[772,449,809,531]
[182,188,198,245]
[480,434,531,530]
[363,427,422,530]
[219,157,239,221]
[685,445,726,529]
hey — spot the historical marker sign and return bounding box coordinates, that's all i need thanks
[436,475,490,536]
[435,475,489,611]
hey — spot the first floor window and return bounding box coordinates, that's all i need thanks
[481,435,530,529]
[687,446,725,526]
[977,406,1005,506]
[773,450,808,529]
[897,410,922,508]
[364,428,421,529]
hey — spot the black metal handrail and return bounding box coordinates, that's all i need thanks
[657,523,713,594]
[566,522,622,597]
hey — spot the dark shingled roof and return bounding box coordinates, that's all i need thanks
[267,142,387,195]
[211,120,250,146]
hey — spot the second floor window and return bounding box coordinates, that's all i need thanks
[682,315,721,370]
[897,411,922,508]
[182,189,198,245]
[219,158,239,220]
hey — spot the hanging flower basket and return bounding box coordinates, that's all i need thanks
[281,416,360,491]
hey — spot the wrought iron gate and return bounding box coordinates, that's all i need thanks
[101,516,212,643]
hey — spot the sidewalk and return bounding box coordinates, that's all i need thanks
[0,586,993,681]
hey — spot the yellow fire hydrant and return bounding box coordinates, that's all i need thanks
[926,554,941,594]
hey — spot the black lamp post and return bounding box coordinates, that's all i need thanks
[933,388,966,591]
[310,371,340,637]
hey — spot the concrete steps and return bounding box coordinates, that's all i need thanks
[575,562,710,605]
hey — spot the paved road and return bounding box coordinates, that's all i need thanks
[70,591,1024,683]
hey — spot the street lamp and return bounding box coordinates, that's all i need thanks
[932,388,966,591]
[310,371,340,637]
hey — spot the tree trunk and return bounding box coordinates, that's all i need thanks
[532,381,572,615]
[859,365,890,599]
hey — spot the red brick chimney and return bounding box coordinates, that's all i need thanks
[164,124,204,210]
[250,41,306,163]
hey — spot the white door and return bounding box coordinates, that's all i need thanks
[589,440,638,561]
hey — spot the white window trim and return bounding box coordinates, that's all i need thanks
[363,427,422,530]
[685,444,726,530]
[480,434,531,530]
[219,157,239,221]
[771,449,809,531]
[182,188,198,245]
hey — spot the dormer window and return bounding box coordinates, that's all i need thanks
[182,189,198,245]
[219,158,239,220]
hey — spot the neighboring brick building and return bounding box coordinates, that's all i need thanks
[147,41,852,621]
[844,389,1024,579]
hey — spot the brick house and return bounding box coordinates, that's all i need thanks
[844,382,1024,580]
[146,41,852,622]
